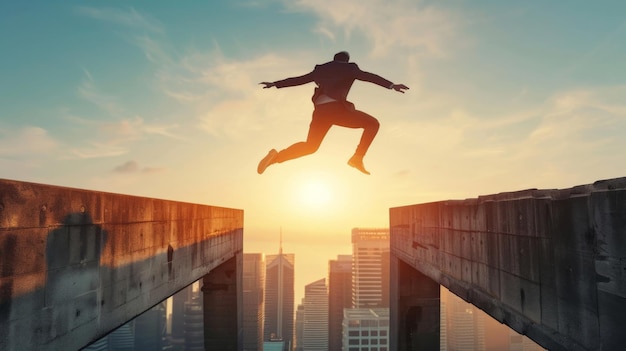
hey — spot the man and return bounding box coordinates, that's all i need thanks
[257,51,409,175]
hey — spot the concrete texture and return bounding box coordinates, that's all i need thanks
[0,179,243,351]
[390,177,626,351]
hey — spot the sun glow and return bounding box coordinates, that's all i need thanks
[286,170,340,211]
[298,178,332,207]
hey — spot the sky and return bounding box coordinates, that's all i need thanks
[2,0,626,303]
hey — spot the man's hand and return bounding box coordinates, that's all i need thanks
[391,84,409,93]
[259,82,276,89]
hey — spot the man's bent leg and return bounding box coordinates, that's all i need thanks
[352,110,380,158]
[274,110,332,163]
[333,107,380,174]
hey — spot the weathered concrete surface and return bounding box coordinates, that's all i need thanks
[0,179,243,351]
[390,177,626,351]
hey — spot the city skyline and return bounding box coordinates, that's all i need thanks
[3,1,624,349]
[3,2,626,307]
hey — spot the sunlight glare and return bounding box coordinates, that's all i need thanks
[298,178,332,208]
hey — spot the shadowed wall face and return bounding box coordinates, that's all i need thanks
[0,179,243,351]
[390,177,626,351]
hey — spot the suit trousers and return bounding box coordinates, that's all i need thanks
[275,101,380,163]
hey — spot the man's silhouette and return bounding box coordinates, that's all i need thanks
[258,51,409,175]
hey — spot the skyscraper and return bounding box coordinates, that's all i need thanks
[171,284,193,339]
[184,295,204,351]
[351,228,390,308]
[328,254,352,351]
[134,303,166,351]
[264,241,295,349]
[294,301,305,351]
[244,253,266,351]
[443,288,485,351]
[302,278,329,351]
[342,308,389,351]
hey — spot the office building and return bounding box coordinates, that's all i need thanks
[185,296,204,351]
[342,308,389,351]
[351,228,390,308]
[244,253,266,351]
[264,243,295,348]
[263,340,289,351]
[510,329,545,351]
[295,301,305,351]
[302,278,329,351]
[444,289,485,351]
[134,303,166,351]
[172,284,193,339]
[328,255,352,351]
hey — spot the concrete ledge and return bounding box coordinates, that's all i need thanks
[0,179,243,350]
[390,176,626,351]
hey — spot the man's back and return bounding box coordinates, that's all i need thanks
[312,61,359,101]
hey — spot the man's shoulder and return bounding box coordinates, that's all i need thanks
[315,61,359,71]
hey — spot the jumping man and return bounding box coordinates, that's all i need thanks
[257,51,409,175]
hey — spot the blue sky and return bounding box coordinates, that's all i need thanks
[3,0,626,299]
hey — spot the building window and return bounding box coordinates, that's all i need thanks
[349,339,359,345]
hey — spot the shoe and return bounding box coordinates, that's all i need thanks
[257,149,278,174]
[347,156,370,175]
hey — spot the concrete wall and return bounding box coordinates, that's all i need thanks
[0,179,244,351]
[390,177,626,351]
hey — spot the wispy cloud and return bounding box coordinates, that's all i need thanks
[0,126,59,158]
[63,114,182,159]
[68,69,183,159]
[378,81,626,182]
[68,143,128,159]
[76,6,164,33]
[284,0,462,57]
[154,49,314,139]
[77,69,124,116]
[112,160,166,174]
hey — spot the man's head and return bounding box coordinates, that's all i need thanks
[333,51,350,62]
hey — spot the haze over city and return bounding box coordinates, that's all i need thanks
[3,0,626,304]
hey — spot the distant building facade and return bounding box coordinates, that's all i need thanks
[510,330,545,351]
[244,253,266,351]
[171,284,193,339]
[264,248,295,348]
[263,340,289,351]
[328,254,352,351]
[443,289,485,351]
[134,302,166,351]
[342,308,389,351]
[184,296,204,351]
[294,301,304,351]
[302,278,329,351]
[351,228,390,308]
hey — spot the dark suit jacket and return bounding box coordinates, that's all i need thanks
[273,60,393,102]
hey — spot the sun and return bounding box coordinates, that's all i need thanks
[298,178,332,207]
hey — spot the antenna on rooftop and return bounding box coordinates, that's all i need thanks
[279,227,283,255]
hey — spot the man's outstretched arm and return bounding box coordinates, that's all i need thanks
[390,83,409,93]
[260,71,315,89]
[355,66,409,93]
